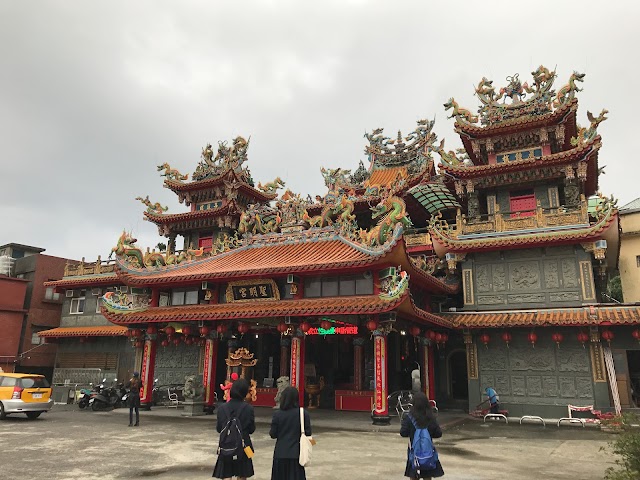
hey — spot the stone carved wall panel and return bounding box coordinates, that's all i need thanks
[480,375,495,392]
[477,295,506,305]
[495,375,510,395]
[559,377,577,398]
[155,343,201,386]
[507,294,545,304]
[492,264,507,291]
[542,376,559,397]
[509,262,541,290]
[510,347,555,371]
[511,376,526,396]
[476,265,492,292]
[557,348,590,373]
[576,377,593,399]
[550,292,581,302]
[478,349,508,371]
[526,376,543,397]
[543,261,559,289]
[561,259,579,288]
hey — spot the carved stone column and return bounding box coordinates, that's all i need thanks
[353,337,365,391]
[279,337,291,377]
[202,335,219,413]
[140,333,158,410]
[371,332,390,425]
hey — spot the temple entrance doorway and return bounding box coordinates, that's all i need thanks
[448,350,468,406]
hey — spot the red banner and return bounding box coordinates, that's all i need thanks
[290,337,300,388]
[373,335,387,415]
[140,338,156,403]
[203,338,218,406]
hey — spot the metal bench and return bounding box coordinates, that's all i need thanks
[484,413,508,424]
[520,415,545,427]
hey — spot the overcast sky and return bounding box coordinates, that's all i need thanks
[1,1,637,261]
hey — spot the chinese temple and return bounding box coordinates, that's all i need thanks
[41,65,640,420]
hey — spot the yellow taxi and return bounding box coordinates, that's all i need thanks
[0,373,54,419]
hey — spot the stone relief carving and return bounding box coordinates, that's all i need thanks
[526,376,543,396]
[476,265,491,292]
[507,293,545,303]
[480,375,495,391]
[511,376,526,396]
[492,264,507,291]
[478,348,508,371]
[559,377,577,398]
[477,295,505,305]
[561,259,579,288]
[543,261,559,289]
[510,347,555,371]
[557,348,590,373]
[576,377,594,399]
[510,262,540,290]
[495,375,510,395]
[550,292,581,302]
[542,376,559,397]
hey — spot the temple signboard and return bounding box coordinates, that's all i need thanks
[226,279,280,303]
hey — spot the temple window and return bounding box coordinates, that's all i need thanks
[636,256,640,268]
[304,274,373,298]
[69,295,85,315]
[170,289,199,306]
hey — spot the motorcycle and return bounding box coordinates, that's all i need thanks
[78,386,95,409]
[89,378,122,411]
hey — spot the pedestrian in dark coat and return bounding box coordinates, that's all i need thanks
[126,372,142,427]
[400,392,444,479]
[270,386,312,480]
[213,379,255,480]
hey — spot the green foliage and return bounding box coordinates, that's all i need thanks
[604,413,640,480]
[607,276,623,303]
[156,242,167,252]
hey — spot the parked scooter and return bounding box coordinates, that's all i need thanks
[78,386,94,409]
[89,378,122,411]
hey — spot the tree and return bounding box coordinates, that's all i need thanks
[156,242,167,252]
[604,414,640,480]
[607,275,623,302]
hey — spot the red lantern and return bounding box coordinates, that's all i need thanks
[479,333,491,346]
[366,320,379,332]
[277,322,288,334]
[164,326,176,336]
[426,330,437,341]
[161,339,169,347]
[199,326,211,337]
[238,323,249,335]
[300,321,311,333]
[172,337,181,346]
[320,320,332,331]
[216,324,228,335]
[409,326,421,337]
[435,333,443,343]
[440,333,449,344]
[601,330,614,344]
[632,329,640,343]
[182,326,194,336]
[131,329,142,338]
[501,332,512,346]
[146,326,157,335]
[551,332,564,347]
[527,332,538,347]
[577,332,589,347]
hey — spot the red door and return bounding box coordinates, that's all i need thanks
[198,237,213,253]
[510,193,536,217]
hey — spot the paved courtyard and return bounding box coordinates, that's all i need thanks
[0,405,616,479]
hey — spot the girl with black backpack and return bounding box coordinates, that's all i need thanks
[213,379,256,480]
[400,392,444,479]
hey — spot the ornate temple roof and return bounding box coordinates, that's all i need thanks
[408,182,460,216]
[112,225,457,294]
[44,273,120,289]
[448,305,640,328]
[38,325,129,337]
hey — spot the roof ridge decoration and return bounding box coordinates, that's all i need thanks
[102,291,149,314]
[445,65,587,127]
[135,195,168,215]
[379,266,409,301]
[364,118,437,173]
[157,163,189,182]
[571,109,608,147]
[193,135,253,183]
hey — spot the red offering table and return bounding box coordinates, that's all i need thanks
[253,388,278,407]
[335,390,374,411]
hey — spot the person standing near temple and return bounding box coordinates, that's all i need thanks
[485,386,500,414]
[270,386,312,480]
[126,372,142,427]
[213,379,256,480]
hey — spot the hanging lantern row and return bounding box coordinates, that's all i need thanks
[478,330,631,348]
[366,320,379,332]
[601,330,614,345]
[577,332,589,346]
[501,332,512,347]
[237,322,250,335]
[424,330,448,346]
[632,329,640,343]
[409,326,421,337]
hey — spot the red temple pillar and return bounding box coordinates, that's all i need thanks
[353,337,365,391]
[139,333,157,410]
[203,335,219,413]
[290,332,305,407]
[420,337,432,400]
[371,332,390,425]
[280,337,290,377]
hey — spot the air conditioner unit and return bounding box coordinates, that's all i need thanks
[65,290,75,298]
[91,288,101,296]
[119,286,128,293]
[286,274,299,284]
[106,287,115,292]
[284,316,292,325]
[201,281,209,290]
[595,239,607,249]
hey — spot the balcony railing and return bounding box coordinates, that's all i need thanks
[438,201,590,238]
[64,256,116,277]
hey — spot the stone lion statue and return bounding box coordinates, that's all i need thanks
[183,374,204,401]
[273,376,290,409]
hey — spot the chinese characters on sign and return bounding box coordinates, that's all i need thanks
[226,279,280,303]
[307,326,358,335]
